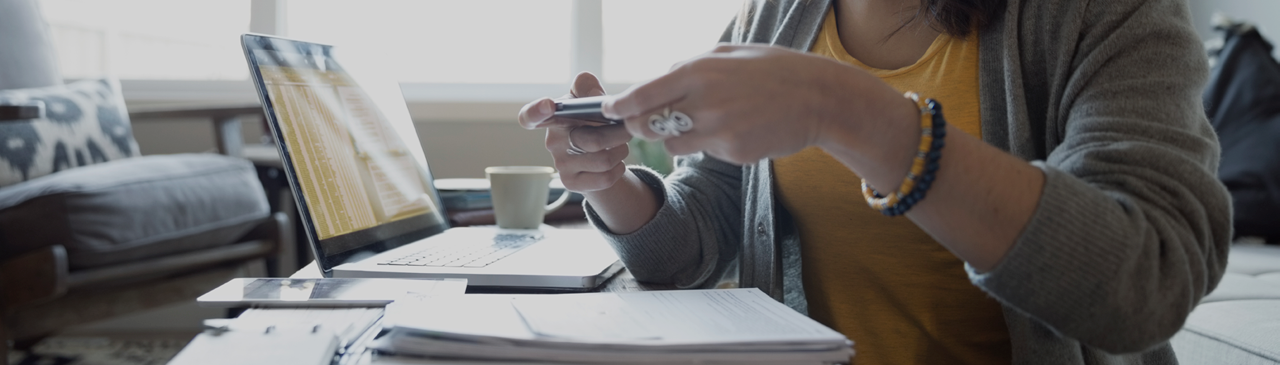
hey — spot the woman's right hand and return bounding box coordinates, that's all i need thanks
[518,72,634,192]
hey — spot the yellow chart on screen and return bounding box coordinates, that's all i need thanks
[261,65,432,239]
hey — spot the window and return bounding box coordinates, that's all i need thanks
[38,0,747,101]
[288,0,572,84]
[601,0,744,83]
[41,0,251,80]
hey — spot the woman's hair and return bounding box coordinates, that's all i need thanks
[915,0,1007,36]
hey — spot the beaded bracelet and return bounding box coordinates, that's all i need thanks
[860,92,947,216]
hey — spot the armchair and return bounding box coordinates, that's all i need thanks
[0,0,292,363]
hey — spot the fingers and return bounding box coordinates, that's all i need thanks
[518,98,556,129]
[546,126,630,173]
[603,44,765,120]
[521,93,603,129]
[621,98,702,142]
[561,142,630,174]
[621,101,747,163]
[566,162,628,192]
[548,125,630,192]
[567,124,632,153]
[521,72,606,130]
[570,72,606,98]
[602,69,695,121]
[710,43,749,53]
[621,106,679,142]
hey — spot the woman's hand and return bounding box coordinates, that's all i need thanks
[518,72,634,192]
[519,72,662,234]
[601,44,915,165]
[599,44,1045,273]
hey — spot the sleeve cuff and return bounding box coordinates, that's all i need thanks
[966,162,1130,325]
[583,165,715,287]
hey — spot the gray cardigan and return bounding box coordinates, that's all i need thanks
[584,0,1232,363]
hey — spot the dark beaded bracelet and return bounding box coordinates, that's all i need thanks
[864,96,947,217]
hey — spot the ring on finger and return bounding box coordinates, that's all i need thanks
[648,107,694,137]
[566,127,588,155]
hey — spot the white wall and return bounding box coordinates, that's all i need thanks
[1188,0,1280,59]
[128,100,555,179]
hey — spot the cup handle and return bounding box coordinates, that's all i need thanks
[545,188,571,214]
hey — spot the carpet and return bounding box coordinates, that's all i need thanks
[8,336,192,365]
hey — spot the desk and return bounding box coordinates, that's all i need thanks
[171,236,666,365]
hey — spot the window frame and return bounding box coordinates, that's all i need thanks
[120,0,619,105]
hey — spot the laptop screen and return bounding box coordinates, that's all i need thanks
[242,34,448,273]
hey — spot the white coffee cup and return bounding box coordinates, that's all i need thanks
[485,166,571,229]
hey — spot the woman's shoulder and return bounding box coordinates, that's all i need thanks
[1009,0,1197,36]
[987,0,1202,72]
[729,0,831,48]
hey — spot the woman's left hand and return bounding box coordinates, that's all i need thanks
[601,44,915,165]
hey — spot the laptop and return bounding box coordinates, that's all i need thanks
[240,34,621,290]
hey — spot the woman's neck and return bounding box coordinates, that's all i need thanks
[835,0,942,70]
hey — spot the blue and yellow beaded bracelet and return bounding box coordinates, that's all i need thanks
[860,92,946,216]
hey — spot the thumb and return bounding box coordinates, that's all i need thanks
[570,71,606,98]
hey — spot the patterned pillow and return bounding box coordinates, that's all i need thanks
[0,79,139,187]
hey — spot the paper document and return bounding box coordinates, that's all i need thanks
[379,289,853,363]
[514,293,660,341]
[379,332,853,364]
[511,289,842,346]
[168,326,338,365]
[236,307,385,348]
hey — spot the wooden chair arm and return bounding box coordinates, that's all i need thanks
[128,105,265,158]
[63,212,289,287]
[0,245,69,314]
[127,105,263,120]
[0,103,43,122]
[66,240,274,289]
[240,211,297,276]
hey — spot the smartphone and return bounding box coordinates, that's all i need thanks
[553,95,622,124]
[197,278,467,307]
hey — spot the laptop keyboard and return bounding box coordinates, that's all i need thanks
[376,233,541,268]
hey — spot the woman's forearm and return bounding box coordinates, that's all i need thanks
[818,92,1045,272]
[593,43,1045,269]
[581,169,662,235]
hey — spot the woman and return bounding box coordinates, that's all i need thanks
[518,0,1231,363]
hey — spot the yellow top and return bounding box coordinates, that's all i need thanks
[773,10,1011,365]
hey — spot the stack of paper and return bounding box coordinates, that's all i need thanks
[170,308,386,365]
[373,289,853,364]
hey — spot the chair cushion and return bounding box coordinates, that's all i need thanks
[1172,300,1280,365]
[1226,244,1280,276]
[1201,272,1280,304]
[1200,245,1280,303]
[1172,245,1280,364]
[0,79,140,187]
[0,153,269,270]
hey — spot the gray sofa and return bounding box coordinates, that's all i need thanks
[1172,244,1280,364]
